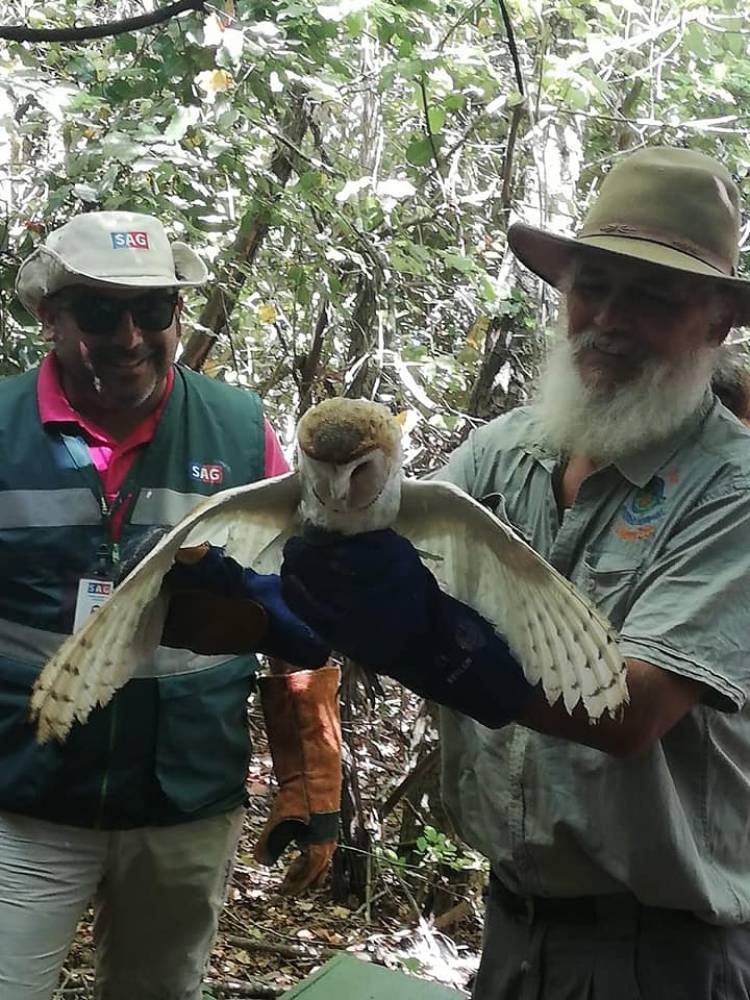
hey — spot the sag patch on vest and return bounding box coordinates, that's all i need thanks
[188,462,228,486]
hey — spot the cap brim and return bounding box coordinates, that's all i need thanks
[508,222,750,326]
[15,242,208,318]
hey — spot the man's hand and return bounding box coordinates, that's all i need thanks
[163,545,330,667]
[281,529,533,729]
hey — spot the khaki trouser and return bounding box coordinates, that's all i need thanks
[472,875,750,1000]
[0,808,245,1000]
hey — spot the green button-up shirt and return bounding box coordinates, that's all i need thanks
[436,393,750,923]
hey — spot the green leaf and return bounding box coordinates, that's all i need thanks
[427,105,446,133]
[295,171,323,194]
[479,272,498,303]
[444,93,465,111]
[400,957,423,973]
[405,137,433,166]
[317,0,372,22]
[563,84,589,112]
[685,24,709,61]
[115,33,138,55]
[725,33,745,58]
[444,252,474,273]
[164,105,200,142]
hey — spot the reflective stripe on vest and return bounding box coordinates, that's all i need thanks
[0,489,102,529]
[0,615,234,678]
[0,616,62,663]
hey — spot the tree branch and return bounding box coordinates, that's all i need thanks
[418,75,446,187]
[496,0,525,96]
[501,103,524,211]
[181,88,310,371]
[0,0,206,43]
[378,747,439,822]
[298,299,330,417]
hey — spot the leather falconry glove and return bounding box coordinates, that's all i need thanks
[161,544,330,667]
[254,665,342,895]
[281,529,534,729]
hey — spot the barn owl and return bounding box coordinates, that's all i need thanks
[30,398,628,743]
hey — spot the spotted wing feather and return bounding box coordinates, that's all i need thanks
[30,473,301,743]
[396,479,627,720]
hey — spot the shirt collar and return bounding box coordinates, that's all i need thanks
[38,352,80,426]
[613,391,715,487]
[520,391,716,488]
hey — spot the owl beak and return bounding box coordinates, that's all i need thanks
[329,467,354,504]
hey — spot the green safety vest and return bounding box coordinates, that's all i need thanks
[0,364,266,828]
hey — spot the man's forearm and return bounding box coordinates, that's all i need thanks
[517,657,705,757]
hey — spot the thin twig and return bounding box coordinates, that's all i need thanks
[203,978,282,998]
[496,0,525,96]
[418,75,447,195]
[0,0,205,42]
[225,934,338,962]
[437,0,485,51]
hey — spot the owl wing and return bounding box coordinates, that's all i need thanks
[395,479,628,721]
[31,472,301,743]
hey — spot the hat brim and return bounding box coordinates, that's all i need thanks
[508,223,750,326]
[16,242,208,319]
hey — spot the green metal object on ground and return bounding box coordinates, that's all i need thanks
[280,952,467,999]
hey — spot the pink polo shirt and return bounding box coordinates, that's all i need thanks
[37,353,289,540]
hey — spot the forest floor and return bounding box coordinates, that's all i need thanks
[58,679,485,998]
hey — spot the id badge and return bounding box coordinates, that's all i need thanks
[73,577,114,632]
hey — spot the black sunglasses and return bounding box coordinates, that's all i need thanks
[58,289,179,337]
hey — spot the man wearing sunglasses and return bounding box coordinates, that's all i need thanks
[0,212,342,1000]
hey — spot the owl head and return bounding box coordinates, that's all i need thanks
[296,398,404,534]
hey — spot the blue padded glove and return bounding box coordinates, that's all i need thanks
[166,546,330,669]
[281,529,533,729]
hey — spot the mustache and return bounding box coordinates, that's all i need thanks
[79,343,154,368]
[573,329,646,363]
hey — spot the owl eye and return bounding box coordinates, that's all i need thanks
[351,462,369,479]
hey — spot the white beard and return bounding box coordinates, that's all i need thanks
[532,332,717,462]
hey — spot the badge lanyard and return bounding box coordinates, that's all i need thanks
[57,430,135,574]
[57,430,140,631]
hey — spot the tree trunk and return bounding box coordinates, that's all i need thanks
[181,89,310,371]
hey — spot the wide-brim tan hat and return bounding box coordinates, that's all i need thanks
[508,147,750,325]
[16,210,208,317]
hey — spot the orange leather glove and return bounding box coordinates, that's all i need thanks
[254,666,342,895]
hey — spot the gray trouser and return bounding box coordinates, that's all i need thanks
[472,875,750,1000]
[0,808,245,1000]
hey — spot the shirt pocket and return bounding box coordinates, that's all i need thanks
[479,492,534,546]
[155,656,256,814]
[577,549,641,631]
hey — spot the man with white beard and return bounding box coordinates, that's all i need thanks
[282,147,750,997]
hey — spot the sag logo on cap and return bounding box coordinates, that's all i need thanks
[110,231,150,249]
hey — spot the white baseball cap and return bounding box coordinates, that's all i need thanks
[16,211,208,317]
